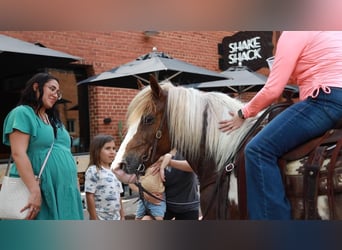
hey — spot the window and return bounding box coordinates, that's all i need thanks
[66,119,75,133]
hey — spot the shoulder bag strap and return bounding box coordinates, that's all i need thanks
[36,141,54,181]
[4,155,12,176]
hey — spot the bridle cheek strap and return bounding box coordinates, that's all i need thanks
[150,107,167,164]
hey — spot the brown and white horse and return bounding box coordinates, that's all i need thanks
[112,75,342,220]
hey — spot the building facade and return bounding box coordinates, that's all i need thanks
[0,31,278,157]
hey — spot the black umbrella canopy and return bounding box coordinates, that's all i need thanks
[186,65,267,94]
[0,34,81,79]
[77,48,228,89]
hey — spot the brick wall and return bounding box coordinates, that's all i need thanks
[1,31,238,72]
[2,31,275,146]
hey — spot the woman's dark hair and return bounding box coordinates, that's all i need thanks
[18,72,62,138]
[88,134,115,170]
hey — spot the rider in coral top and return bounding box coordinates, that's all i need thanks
[219,31,342,219]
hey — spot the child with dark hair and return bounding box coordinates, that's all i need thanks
[85,134,125,220]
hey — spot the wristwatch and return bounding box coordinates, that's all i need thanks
[237,109,245,119]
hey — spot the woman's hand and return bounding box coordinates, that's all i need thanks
[218,111,245,133]
[23,185,42,220]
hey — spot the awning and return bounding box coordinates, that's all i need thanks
[186,66,267,94]
[77,48,228,89]
[0,34,81,78]
[185,79,263,93]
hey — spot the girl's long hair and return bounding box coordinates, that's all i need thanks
[88,134,115,171]
[18,72,62,138]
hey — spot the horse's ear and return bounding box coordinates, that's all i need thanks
[149,74,162,98]
[137,79,145,90]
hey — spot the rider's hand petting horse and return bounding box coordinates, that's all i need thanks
[218,31,342,220]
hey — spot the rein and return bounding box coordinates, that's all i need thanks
[200,159,235,219]
[134,173,157,220]
[222,102,292,169]
[134,181,199,205]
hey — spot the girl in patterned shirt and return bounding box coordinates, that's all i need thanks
[85,134,125,220]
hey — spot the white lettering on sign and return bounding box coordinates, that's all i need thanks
[228,36,262,64]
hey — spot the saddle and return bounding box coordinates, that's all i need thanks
[235,100,342,220]
[279,127,342,220]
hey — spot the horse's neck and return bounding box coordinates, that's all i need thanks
[188,158,215,181]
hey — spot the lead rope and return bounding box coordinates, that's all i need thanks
[136,176,157,220]
[133,163,158,220]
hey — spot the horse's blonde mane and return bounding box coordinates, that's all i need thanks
[168,85,257,169]
[127,81,257,170]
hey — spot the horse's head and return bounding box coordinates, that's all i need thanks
[112,75,172,183]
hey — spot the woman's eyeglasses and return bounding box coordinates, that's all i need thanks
[46,85,62,100]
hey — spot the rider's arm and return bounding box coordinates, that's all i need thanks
[242,31,309,118]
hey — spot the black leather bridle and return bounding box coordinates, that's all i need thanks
[135,107,168,177]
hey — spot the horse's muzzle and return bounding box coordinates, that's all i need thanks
[112,161,137,184]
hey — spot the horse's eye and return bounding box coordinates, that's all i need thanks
[143,115,154,125]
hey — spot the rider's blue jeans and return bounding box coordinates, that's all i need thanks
[245,87,342,220]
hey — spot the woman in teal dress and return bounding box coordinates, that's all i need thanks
[2,73,84,220]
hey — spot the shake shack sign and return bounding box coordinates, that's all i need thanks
[218,31,274,71]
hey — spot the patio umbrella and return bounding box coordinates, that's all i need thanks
[0,34,81,78]
[186,65,267,94]
[77,47,228,89]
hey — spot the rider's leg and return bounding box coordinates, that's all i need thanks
[245,87,342,220]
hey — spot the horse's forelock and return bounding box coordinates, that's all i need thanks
[127,82,174,126]
[127,86,153,125]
